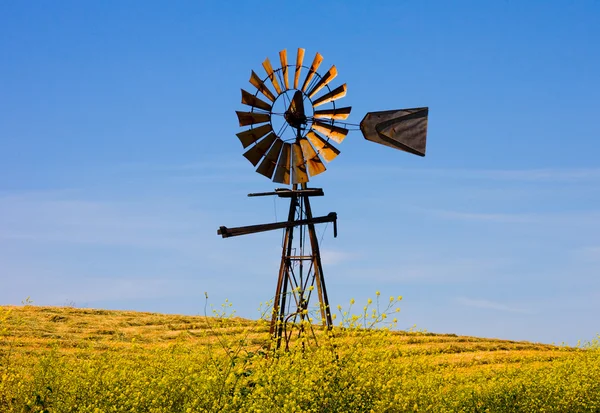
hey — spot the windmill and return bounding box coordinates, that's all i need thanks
[218,48,428,350]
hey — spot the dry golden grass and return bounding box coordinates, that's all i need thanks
[1,304,598,412]
[0,304,578,365]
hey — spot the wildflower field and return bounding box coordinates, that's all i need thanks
[1,301,599,412]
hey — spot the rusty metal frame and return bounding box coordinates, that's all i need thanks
[268,181,334,351]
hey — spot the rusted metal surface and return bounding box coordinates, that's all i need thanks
[236,111,270,127]
[284,90,307,129]
[299,137,326,177]
[301,52,323,92]
[302,188,334,329]
[311,120,349,143]
[248,187,324,197]
[249,70,276,102]
[269,192,296,348]
[291,142,308,184]
[273,143,291,185]
[218,186,338,350]
[306,130,340,162]
[360,107,428,156]
[217,212,336,238]
[241,89,272,111]
[307,65,337,99]
[236,124,273,148]
[268,185,336,349]
[237,49,352,185]
[312,83,347,107]
[262,57,282,95]
[243,133,277,166]
[256,138,283,179]
[279,49,289,90]
[294,48,305,89]
[313,106,352,120]
[227,48,430,351]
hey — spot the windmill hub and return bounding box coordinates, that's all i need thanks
[284,109,307,129]
[284,90,309,130]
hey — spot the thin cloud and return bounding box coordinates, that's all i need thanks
[321,250,356,266]
[0,193,207,251]
[477,168,600,182]
[573,246,600,262]
[456,297,531,314]
[115,160,248,172]
[425,208,600,225]
[430,210,535,223]
[336,166,600,184]
[335,258,506,284]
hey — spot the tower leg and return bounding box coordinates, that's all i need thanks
[304,192,333,330]
[270,190,297,350]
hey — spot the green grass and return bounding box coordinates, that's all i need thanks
[1,304,599,412]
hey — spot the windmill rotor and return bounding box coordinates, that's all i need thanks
[237,48,351,185]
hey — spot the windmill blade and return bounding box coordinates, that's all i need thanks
[306,130,340,162]
[236,124,272,148]
[291,142,308,184]
[311,120,348,143]
[307,66,338,99]
[243,133,277,166]
[256,138,284,179]
[249,70,276,102]
[273,142,291,184]
[301,52,323,92]
[313,106,352,120]
[279,49,289,90]
[241,89,272,111]
[262,57,282,95]
[360,107,428,156]
[294,48,305,89]
[312,84,347,107]
[299,137,326,177]
[236,111,270,127]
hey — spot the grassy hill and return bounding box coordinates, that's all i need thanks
[1,304,599,412]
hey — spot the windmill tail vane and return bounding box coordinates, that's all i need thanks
[219,48,429,351]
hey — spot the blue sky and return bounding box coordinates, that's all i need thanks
[1,1,599,345]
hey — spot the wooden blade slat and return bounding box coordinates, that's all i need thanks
[306,130,340,162]
[311,121,348,143]
[299,137,326,177]
[279,49,289,90]
[313,106,352,120]
[249,70,276,102]
[291,142,308,184]
[307,66,338,99]
[301,52,323,92]
[241,89,272,111]
[236,124,272,148]
[236,111,270,127]
[256,138,283,179]
[294,48,305,89]
[273,143,291,184]
[243,133,277,166]
[262,57,282,95]
[312,84,347,107]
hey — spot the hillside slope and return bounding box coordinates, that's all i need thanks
[1,305,599,412]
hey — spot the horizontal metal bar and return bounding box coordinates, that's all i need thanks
[218,212,336,238]
[248,188,324,198]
